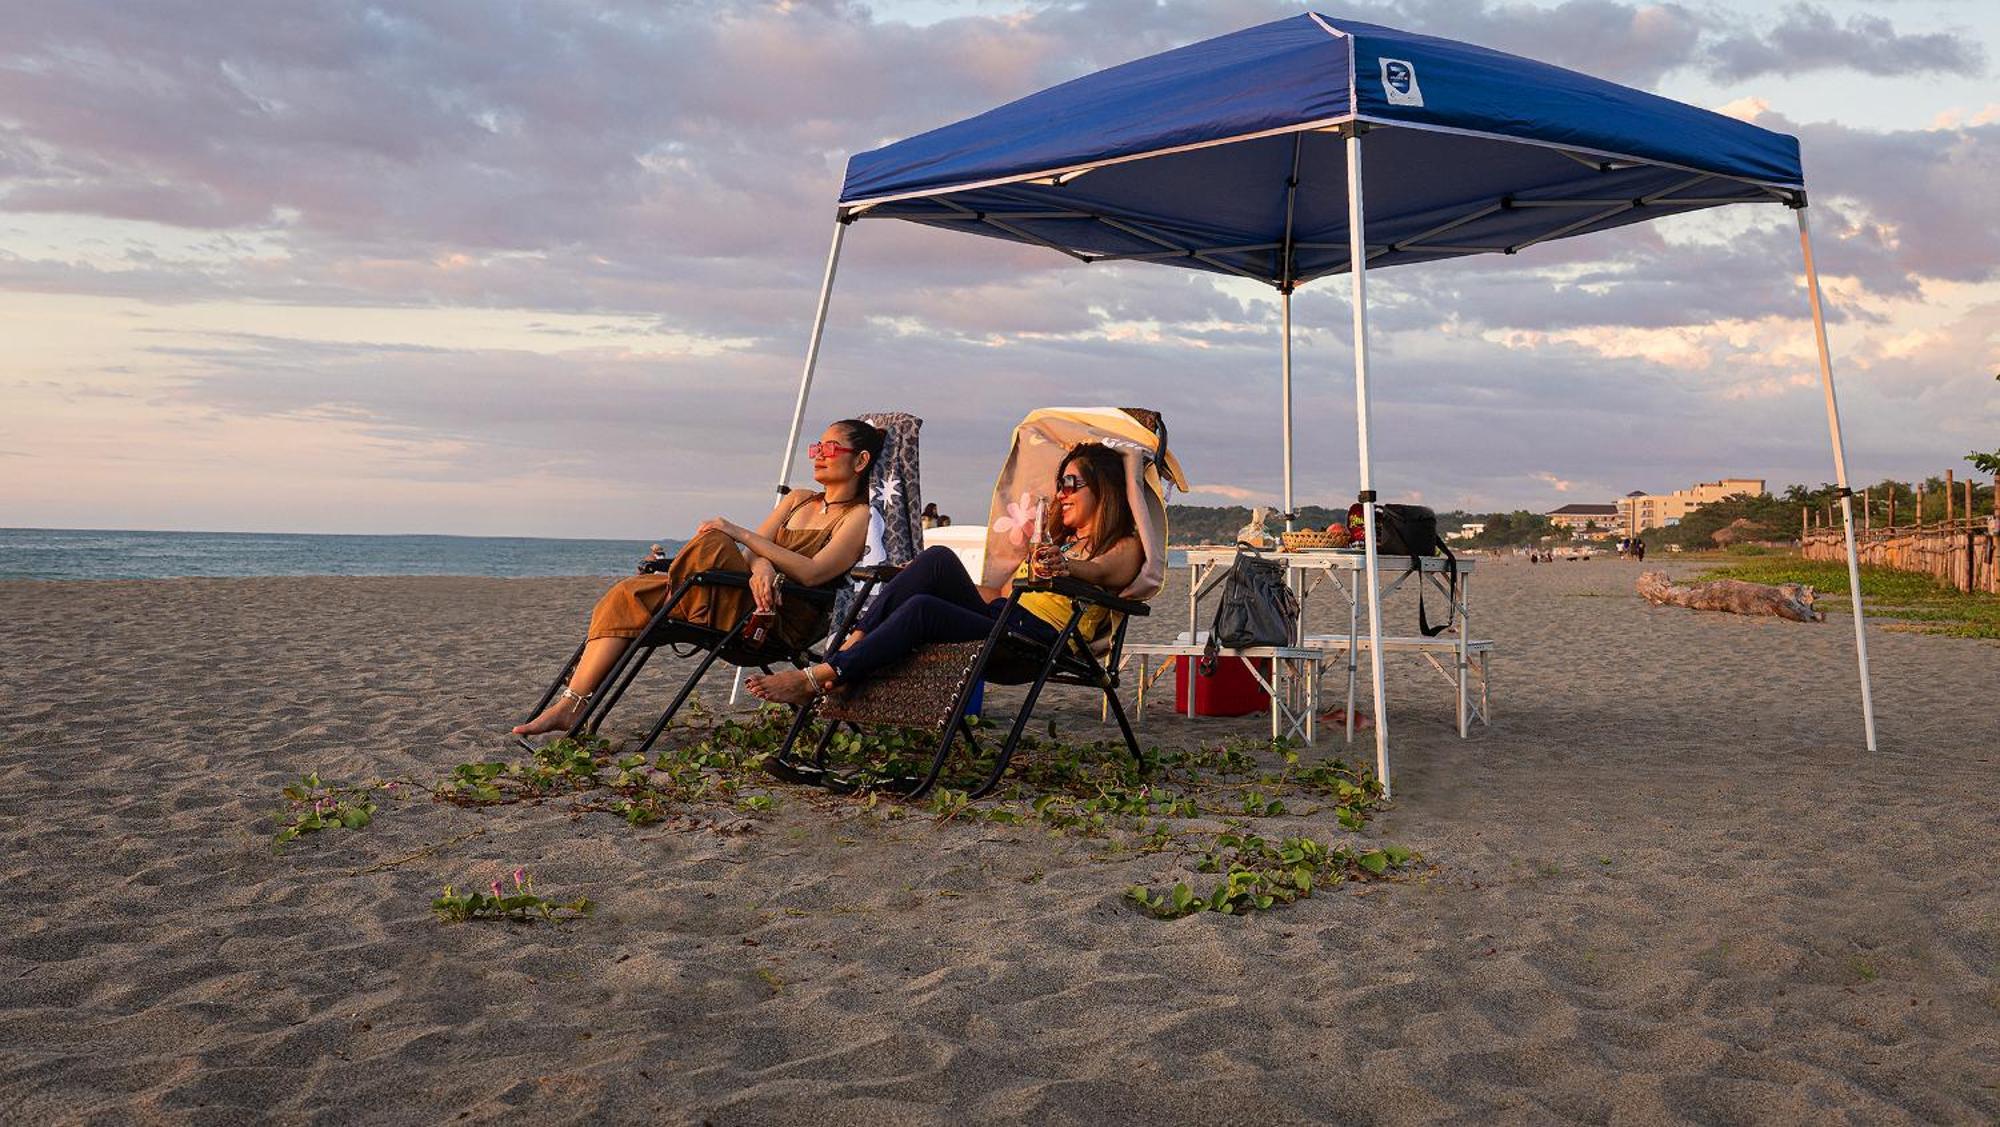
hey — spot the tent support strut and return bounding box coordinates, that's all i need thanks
[1796,207,1878,751]
[1347,131,1393,795]
[775,216,849,493]
[1280,134,1302,529]
[739,215,847,706]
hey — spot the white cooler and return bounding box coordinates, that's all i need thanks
[923,524,988,580]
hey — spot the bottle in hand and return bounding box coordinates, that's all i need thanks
[1030,543,1064,580]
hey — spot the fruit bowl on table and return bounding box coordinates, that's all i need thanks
[1280,526,1353,551]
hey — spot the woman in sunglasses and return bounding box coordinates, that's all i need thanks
[747,442,1138,706]
[513,420,884,736]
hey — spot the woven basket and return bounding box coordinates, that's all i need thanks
[1281,528,1350,551]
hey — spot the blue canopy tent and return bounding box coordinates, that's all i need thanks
[771,13,1876,790]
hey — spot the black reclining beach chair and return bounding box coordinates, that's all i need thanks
[768,407,1187,800]
[768,569,1150,799]
[521,412,922,755]
[521,569,857,756]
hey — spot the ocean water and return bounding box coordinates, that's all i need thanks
[0,528,672,581]
[0,527,1193,581]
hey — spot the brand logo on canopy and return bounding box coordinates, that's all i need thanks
[1380,58,1423,106]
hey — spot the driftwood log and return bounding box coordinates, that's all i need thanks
[1636,570,1824,622]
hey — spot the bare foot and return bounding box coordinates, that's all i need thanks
[747,669,819,707]
[511,696,583,736]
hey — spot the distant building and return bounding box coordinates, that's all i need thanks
[1547,504,1620,536]
[1621,478,1765,534]
[1445,521,1486,541]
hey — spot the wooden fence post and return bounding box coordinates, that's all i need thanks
[1887,489,1896,530]
[1966,478,1978,594]
[1946,469,1955,527]
[1863,487,1872,531]
[1917,483,1925,526]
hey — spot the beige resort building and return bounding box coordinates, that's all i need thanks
[1546,504,1620,535]
[1621,478,1765,535]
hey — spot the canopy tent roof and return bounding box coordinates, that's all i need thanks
[771,14,1873,781]
[839,13,1805,287]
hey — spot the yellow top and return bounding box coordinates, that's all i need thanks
[1012,559,1117,644]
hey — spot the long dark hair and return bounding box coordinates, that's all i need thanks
[1049,442,1136,556]
[832,418,886,495]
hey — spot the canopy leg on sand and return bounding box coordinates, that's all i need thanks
[1795,207,1878,751]
[1348,130,1393,796]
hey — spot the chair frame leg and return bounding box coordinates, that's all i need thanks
[563,580,700,741]
[522,640,585,726]
[588,645,656,736]
[903,601,1021,800]
[776,691,820,760]
[967,613,1086,800]
[1100,678,1148,779]
[767,572,887,780]
[813,720,848,770]
[629,614,754,756]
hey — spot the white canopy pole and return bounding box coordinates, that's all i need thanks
[1279,135,1302,531]
[1282,290,1295,528]
[774,216,850,494]
[735,215,849,705]
[1796,207,1879,751]
[1347,129,1392,794]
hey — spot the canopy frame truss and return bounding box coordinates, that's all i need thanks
[839,135,1801,289]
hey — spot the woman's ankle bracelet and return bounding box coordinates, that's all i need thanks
[802,666,831,695]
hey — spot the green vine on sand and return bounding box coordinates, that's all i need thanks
[434,738,606,805]
[1128,834,1419,919]
[432,867,592,923]
[313,704,1418,927]
[432,732,785,828]
[272,771,388,849]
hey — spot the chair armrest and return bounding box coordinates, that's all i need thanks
[688,569,839,606]
[1012,576,1151,617]
[781,579,840,607]
[849,564,905,584]
[689,568,749,589]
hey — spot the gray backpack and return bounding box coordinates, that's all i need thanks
[1198,547,1299,673]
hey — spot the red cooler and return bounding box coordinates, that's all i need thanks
[1174,655,1271,717]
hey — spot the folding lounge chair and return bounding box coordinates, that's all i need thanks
[520,413,922,755]
[727,411,927,703]
[769,407,1187,800]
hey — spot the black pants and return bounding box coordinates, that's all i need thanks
[826,547,1056,683]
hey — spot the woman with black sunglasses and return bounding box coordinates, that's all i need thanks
[746,442,1139,706]
[513,420,883,736]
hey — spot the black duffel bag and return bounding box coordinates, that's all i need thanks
[1197,545,1299,674]
[1361,502,1459,638]
[1375,503,1439,557]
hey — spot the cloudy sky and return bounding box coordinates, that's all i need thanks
[3,0,1995,538]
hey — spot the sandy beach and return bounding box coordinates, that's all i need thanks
[2,558,1996,1124]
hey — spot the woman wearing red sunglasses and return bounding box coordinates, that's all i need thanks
[747,442,1139,706]
[513,420,884,736]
